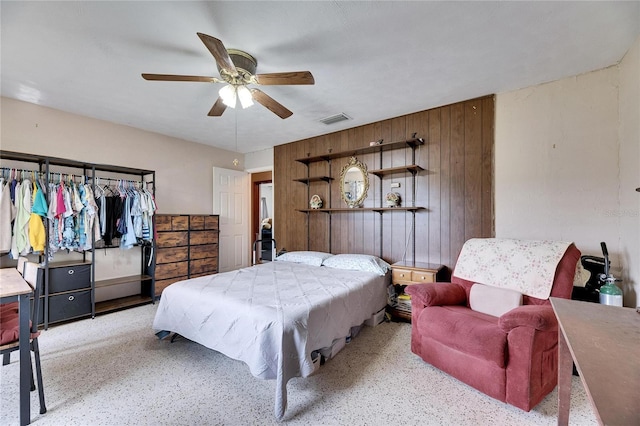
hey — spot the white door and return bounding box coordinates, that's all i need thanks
[213,167,250,272]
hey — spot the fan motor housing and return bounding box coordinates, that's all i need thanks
[218,49,257,84]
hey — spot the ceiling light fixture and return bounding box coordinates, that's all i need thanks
[219,84,237,108]
[237,85,254,109]
[218,84,254,110]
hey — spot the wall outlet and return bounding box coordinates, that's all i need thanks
[390,182,401,188]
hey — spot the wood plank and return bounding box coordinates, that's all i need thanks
[156,247,188,263]
[481,96,495,237]
[204,215,219,230]
[154,277,186,296]
[449,103,466,263]
[155,262,188,280]
[190,244,217,260]
[190,258,218,274]
[439,106,452,268]
[389,116,407,261]
[156,231,188,248]
[171,215,189,230]
[155,215,172,231]
[551,298,640,426]
[95,295,152,314]
[0,268,32,297]
[276,96,494,273]
[295,138,425,164]
[95,274,152,288]
[189,230,217,245]
[189,215,205,230]
[464,100,483,240]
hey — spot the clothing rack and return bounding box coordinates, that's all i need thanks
[0,150,157,326]
[2,167,91,184]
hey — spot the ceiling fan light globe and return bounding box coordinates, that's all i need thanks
[237,85,254,109]
[219,84,237,108]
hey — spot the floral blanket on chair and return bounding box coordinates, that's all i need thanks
[453,238,572,299]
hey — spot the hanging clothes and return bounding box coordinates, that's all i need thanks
[28,179,48,253]
[96,180,155,248]
[0,178,15,253]
[1,165,154,259]
[11,178,32,257]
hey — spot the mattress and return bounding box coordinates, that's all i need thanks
[152,260,389,419]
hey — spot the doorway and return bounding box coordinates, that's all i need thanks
[212,167,250,272]
[251,171,273,263]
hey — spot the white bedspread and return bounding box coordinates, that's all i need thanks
[152,261,389,419]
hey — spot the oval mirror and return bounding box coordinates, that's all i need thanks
[340,157,369,208]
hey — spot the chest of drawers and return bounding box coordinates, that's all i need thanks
[154,214,219,297]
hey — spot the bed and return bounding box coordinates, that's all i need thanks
[152,252,390,419]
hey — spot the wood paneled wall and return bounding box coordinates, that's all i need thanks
[274,95,494,273]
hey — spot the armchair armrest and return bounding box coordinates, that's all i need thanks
[405,283,466,308]
[499,305,558,333]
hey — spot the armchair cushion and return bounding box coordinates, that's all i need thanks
[405,283,466,308]
[470,283,523,317]
[419,305,508,368]
[498,305,558,333]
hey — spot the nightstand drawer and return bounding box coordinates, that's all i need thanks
[392,268,413,284]
[411,270,436,283]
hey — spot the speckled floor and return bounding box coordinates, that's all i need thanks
[1,304,597,426]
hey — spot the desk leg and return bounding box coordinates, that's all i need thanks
[18,293,31,426]
[558,328,572,426]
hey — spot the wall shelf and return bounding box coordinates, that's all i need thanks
[297,207,426,213]
[293,176,334,184]
[369,165,424,177]
[292,136,425,262]
[295,137,425,164]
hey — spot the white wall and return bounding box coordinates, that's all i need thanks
[245,147,274,173]
[1,97,243,214]
[495,35,639,307]
[618,35,640,307]
[1,97,245,281]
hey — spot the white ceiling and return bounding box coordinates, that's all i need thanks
[2,1,638,154]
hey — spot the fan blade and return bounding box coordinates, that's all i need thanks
[254,71,315,85]
[197,33,237,75]
[142,73,221,83]
[250,89,293,119]
[208,97,227,116]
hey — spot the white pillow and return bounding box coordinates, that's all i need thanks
[322,254,390,276]
[274,251,333,267]
[469,283,523,317]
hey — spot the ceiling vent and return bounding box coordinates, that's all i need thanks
[319,112,351,125]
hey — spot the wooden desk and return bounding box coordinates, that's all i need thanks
[0,268,33,426]
[551,297,640,426]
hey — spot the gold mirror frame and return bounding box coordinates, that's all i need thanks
[339,157,369,208]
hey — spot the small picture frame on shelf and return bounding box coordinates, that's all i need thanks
[309,194,323,209]
[385,192,401,207]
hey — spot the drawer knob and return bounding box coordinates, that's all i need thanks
[421,276,425,280]
[400,273,405,277]
[68,270,75,275]
[68,295,75,301]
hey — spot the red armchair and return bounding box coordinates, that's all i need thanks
[406,240,580,411]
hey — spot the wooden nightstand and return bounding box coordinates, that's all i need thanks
[388,261,445,322]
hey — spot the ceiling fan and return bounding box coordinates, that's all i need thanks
[142,33,314,119]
